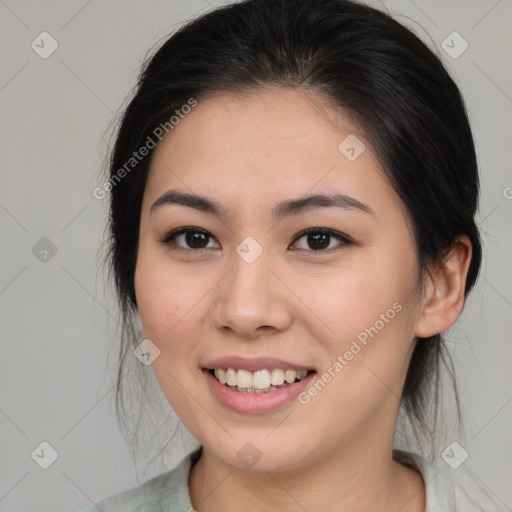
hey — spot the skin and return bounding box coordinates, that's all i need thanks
[134,87,472,512]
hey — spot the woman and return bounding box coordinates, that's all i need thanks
[84,0,502,510]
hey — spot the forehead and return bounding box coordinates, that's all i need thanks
[151,87,366,169]
[144,87,401,220]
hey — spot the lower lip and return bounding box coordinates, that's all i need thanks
[202,369,315,414]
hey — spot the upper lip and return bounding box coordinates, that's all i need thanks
[203,356,315,372]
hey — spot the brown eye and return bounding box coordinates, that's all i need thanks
[160,227,220,251]
[305,232,330,250]
[290,228,352,252]
[183,231,209,249]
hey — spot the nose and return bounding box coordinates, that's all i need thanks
[213,249,293,339]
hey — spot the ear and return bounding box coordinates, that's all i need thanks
[415,236,473,339]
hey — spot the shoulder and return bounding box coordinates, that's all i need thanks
[80,447,202,512]
[393,449,505,512]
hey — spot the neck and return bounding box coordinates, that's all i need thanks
[189,434,425,512]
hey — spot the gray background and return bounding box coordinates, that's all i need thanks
[0,0,510,510]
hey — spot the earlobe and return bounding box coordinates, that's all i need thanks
[415,236,472,339]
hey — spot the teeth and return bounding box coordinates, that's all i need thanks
[271,369,285,386]
[253,369,271,389]
[226,368,237,386]
[212,367,310,393]
[285,370,296,384]
[237,369,253,388]
[216,368,227,384]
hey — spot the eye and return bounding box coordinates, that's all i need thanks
[159,227,220,251]
[289,227,352,253]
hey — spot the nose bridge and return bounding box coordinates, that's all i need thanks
[229,233,272,290]
[230,243,271,295]
[214,239,291,336]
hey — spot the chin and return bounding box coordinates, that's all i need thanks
[200,435,314,474]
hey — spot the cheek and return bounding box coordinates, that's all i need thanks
[302,254,418,389]
[134,252,208,421]
[294,274,417,435]
[299,262,413,348]
[134,249,206,342]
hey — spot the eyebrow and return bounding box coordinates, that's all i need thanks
[150,189,374,218]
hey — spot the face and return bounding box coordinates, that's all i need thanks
[134,88,425,472]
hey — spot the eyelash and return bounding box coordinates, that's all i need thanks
[158,226,353,255]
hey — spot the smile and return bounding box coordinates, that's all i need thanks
[210,368,314,394]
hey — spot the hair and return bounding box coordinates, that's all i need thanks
[101,0,481,463]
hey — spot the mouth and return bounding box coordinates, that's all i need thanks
[206,367,316,394]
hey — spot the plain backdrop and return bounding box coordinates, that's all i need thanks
[0,0,511,510]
